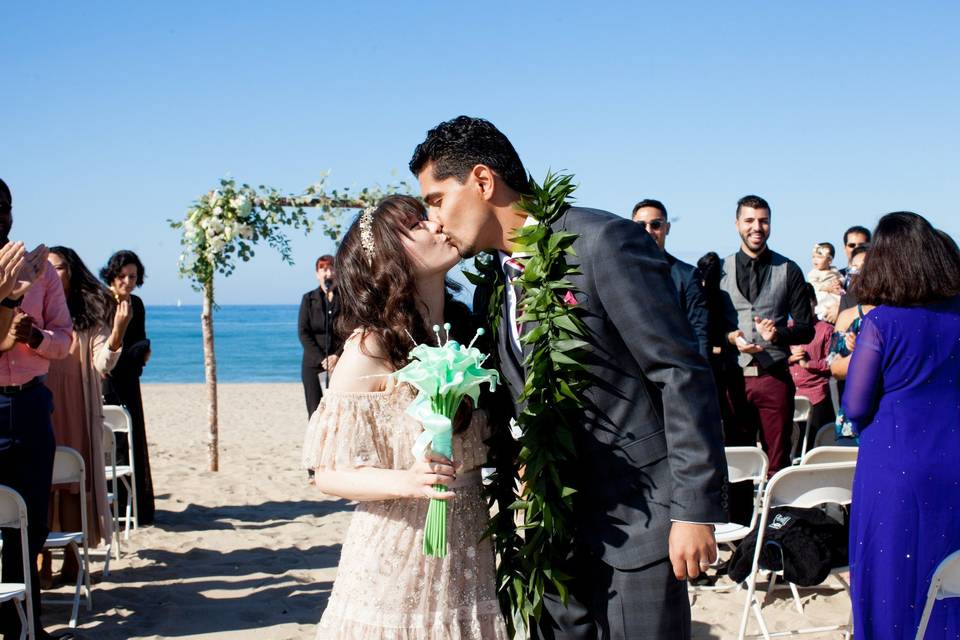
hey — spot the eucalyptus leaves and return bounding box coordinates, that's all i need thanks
[473,172,589,636]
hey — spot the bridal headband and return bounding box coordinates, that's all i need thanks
[359,206,376,266]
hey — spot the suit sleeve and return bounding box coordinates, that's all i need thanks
[590,218,728,523]
[682,268,711,360]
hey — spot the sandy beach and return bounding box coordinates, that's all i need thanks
[43,383,851,639]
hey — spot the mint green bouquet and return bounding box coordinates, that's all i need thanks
[394,323,499,557]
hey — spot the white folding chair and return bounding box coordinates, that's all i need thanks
[44,447,92,628]
[0,484,35,640]
[737,461,856,640]
[792,396,813,463]
[915,549,960,639]
[102,405,138,538]
[716,447,770,547]
[690,447,768,598]
[101,424,121,575]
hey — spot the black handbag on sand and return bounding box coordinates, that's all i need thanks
[728,506,849,587]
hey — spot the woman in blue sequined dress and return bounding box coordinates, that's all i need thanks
[843,213,960,638]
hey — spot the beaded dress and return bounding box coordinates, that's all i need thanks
[302,382,508,639]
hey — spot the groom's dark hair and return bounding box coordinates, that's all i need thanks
[409,116,531,195]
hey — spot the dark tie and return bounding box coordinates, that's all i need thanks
[503,258,525,334]
[748,259,761,302]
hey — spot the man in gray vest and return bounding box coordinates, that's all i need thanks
[719,195,814,475]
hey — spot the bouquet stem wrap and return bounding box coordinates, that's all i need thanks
[395,325,498,558]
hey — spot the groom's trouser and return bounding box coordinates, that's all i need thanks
[535,552,690,640]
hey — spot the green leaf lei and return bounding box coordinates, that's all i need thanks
[469,172,588,636]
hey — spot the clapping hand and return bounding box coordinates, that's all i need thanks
[729,330,763,354]
[0,242,27,300]
[754,316,779,343]
[10,244,50,299]
[10,310,35,344]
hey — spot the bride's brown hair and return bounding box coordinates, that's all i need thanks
[335,195,470,370]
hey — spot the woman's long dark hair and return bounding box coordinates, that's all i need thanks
[50,246,116,332]
[335,195,469,371]
[853,212,960,307]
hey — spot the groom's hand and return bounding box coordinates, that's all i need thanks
[668,522,717,581]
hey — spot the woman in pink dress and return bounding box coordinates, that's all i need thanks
[302,196,508,639]
[42,246,131,584]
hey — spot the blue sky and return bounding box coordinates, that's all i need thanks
[4,2,958,305]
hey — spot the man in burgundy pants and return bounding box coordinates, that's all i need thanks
[718,195,814,478]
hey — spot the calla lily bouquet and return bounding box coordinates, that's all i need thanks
[394,323,499,557]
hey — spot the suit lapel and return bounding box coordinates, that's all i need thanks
[490,270,526,401]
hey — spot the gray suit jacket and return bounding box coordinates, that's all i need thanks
[477,207,728,570]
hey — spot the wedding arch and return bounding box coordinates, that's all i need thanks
[171,174,410,471]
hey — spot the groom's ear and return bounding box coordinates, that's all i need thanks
[471,164,497,202]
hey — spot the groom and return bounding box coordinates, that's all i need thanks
[410,117,728,639]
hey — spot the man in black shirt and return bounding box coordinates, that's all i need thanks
[719,195,814,475]
[298,255,342,417]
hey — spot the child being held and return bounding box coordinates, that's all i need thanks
[808,242,842,322]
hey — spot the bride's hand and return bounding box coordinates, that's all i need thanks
[405,451,458,500]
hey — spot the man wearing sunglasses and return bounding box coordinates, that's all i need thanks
[632,199,710,359]
[839,225,871,289]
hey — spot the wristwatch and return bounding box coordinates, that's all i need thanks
[0,296,22,309]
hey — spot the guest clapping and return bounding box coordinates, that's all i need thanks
[719,195,814,475]
[0,178,73,639]
[100,250,155,525]
[842,213,960,638]
[41,247,131,584]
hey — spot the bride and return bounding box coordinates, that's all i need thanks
[302,195,508,639]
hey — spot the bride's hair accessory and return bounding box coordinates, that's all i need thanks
[359,206,376,266]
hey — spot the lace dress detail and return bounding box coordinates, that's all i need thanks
[302,384,508,640]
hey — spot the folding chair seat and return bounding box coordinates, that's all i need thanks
[102,405,138,539]
[737,461,856,639]
[0,484,36,639]
[43,447,92,628]
[915,549,960,639]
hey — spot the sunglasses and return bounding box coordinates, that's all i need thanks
[639,219,665,231]
[846,242,866,249]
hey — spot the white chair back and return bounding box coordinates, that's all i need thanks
[725,446,769,484]
[0,484,35,639]
[793,396,812,422]
[916,549,960,639]
[52,447,85,486]
[102,405,132,434]
[801,446,859,466]
[765,461,855,510]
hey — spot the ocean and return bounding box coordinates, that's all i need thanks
[143,305,303,383]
